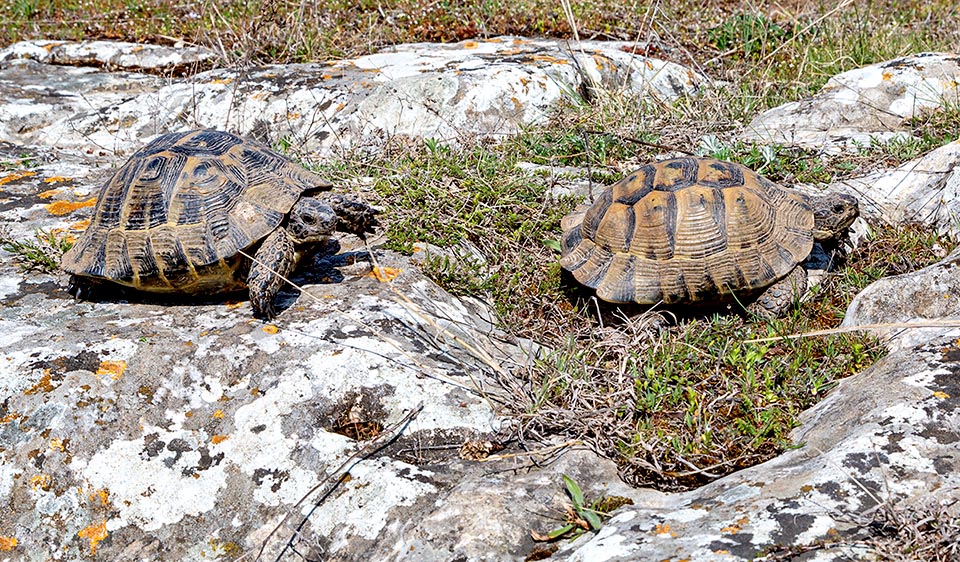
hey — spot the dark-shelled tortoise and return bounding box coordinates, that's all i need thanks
[61,129,377,319]
[559,157,859,315]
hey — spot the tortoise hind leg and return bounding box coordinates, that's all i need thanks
[746,266,808,318]
[247,228,297,320]
[66,275,106,301]
[319,193,379,235]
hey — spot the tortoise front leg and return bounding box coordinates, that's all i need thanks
[746,266,807,318]
[319,193,379,235]
[247,228,296,320]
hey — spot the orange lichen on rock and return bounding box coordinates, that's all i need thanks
[77,521,108,554]
[211,434,229,444]
[96,360,127,381]
[25,369,55,395]
[213,409,225,419]
[89,488,110,507]
[43,176,73,184]
[45,198,96,216]
[463,40,478,49]
[0,170,37,186]
[38,188,62,199]
[49,438,66,452]
[653,523,676,537]
[0,536,16,551]
[69,219,91,231]
[30,474,52,491]
[531,54,568,64]
[0,412,22,424]
[720,516,750,534]
[368,266,402,282]
[261,324,279,334]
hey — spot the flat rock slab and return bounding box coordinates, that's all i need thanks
[0,37,704,158]
[742,52,960,152]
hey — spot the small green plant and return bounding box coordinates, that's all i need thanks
[0,227,74,274]
[11,0,39,19]
[707,14,791,60]
[423,137,450,155]
[420,252,490,296]
[531,475,632,542]
[274,136,293,155]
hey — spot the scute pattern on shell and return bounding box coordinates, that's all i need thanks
[560,157,814,305]
[61,130,331,293]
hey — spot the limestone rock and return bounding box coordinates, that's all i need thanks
[831,140,960,236]
[0,37,705,158]
[841,245,960,350]
[743,52,960,152]
[0,39,215,73]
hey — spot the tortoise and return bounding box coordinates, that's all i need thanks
[61,129,377,319]
[559,157,859,315]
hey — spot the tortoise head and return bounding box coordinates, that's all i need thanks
[809,192,859,241]
[286,197,338,244]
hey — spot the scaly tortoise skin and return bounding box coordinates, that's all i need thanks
[559,157,859,315]
[61,129,377,318]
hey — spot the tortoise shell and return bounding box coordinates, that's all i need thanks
[559,157,814,305]
[61,129,331,293]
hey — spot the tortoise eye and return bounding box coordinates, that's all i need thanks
[833,204,846,214]
[301,212,317,224]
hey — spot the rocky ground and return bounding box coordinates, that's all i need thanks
[1,39,960,561]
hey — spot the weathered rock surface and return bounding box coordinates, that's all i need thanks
[743,52,960,152]
[0,37,704,158]
[0,39,215,73]
[842,245,960,350]
[2,41,960,562]
[831,140,960,236]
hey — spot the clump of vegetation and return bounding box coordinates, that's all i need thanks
[531,475,615,542]
[0,227,73,274]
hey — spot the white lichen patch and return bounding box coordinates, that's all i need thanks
[319,458,438,551]
[87,337,138,362]
[306,343,495,433]
[566,520,638,561]
[82,435,228,531]
[0,461,18,504]
[903,364,949,389]
[0,276,21,301]
[879,402,930,425]
[0,345,59,394]
[666,506,711,523]
[0,319,39,353]
[217,372,313,477]
[793,514,845,545]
